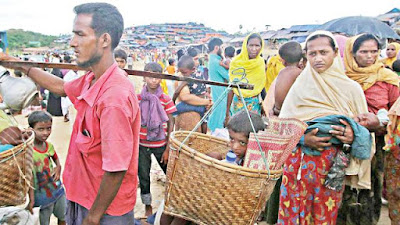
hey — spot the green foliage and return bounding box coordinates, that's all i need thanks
[7,29,57,50]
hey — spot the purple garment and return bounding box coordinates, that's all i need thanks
[140,86,169,141]
[66,200,134,225]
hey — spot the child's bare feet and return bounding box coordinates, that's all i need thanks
[145,205,153,217]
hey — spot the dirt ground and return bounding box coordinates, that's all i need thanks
[13,59,391,225]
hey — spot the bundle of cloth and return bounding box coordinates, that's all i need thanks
[0,110,28,152]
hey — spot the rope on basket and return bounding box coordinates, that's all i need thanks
[176,67,271,177]
[8,140,34,190]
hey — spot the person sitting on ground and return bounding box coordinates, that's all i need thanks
[27,111,66,225]
[273,41,303,116]
[173,55,212,133]
[137,62,176,217]
[114,48,127,69]
[219,46,235,70]
[206,110,266,165]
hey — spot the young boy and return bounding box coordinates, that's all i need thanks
[27,111,66,225]
[264,41,303,225]
[173,55,212,133]
[219,46,235,70]
[207,110,266,164]
[273,41,303,116]
[138,62,177,217]
[114,48,128,69]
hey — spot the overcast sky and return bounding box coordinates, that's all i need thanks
[0,0,398,35]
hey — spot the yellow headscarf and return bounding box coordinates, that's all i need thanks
[344,35,399,91]
[229,33,266,98]
[381,42,400,68]
[265,55,284,92]
[280,30,373,189]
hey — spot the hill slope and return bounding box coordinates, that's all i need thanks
[7,29,57,50]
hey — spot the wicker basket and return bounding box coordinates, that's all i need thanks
[0,132,34,206]
[164,131,282,225]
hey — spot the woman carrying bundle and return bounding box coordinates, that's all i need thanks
[278,30,373,225]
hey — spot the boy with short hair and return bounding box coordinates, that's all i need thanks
[273,41,303,116]
[220,46,235,70]
[264,41,303,225]
[138,62,176,217]
[114,48,128,69]
[27,111,66,225]
[207,110,266,164]
[173,55,212,133]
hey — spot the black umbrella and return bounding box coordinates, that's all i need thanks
[317,16,400,39]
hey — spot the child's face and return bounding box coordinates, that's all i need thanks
[144,76,162,90]
[178,67,194,77]
[115,57,126,69]
[228,129,248,159]
[33,121,52,142]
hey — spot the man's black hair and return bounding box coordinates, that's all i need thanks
[208,38,223,53]
[74,2,124,50]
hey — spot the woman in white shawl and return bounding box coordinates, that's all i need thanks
[278,31,372,225]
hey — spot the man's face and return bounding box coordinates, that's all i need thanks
[70,14,102,68]
[216,46,222,57]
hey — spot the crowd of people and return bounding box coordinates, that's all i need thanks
[1,2,400,225]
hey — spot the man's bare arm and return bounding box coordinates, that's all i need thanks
[82,171,126,225]
[24,67,66,97]
[0,53,66,96]
[178,86,209,106]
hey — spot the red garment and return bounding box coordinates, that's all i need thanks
[137,92,176,148]
[63,63,140,216]
[278,147,344,225]
[364,81,400,114]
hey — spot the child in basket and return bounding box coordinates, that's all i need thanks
[138,62,177,217]
[27,111,66,225]
[159,110,266,225]
[206,109,266,165]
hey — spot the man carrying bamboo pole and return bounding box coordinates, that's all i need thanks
[0,3,139,225]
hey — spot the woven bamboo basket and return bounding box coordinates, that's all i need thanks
[164,131,282,225]
[0,131,34,206]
